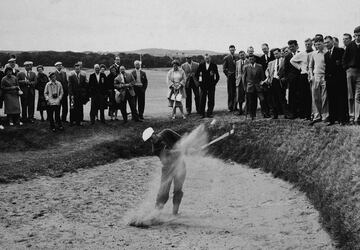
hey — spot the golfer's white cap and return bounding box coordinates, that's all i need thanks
[54,61,62,66]
[142,127,154,142]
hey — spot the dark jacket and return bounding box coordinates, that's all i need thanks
[195,62,220,88]
[68,72,89,104]
[326,47,347,79]
[259,52,275,73]
[54,70,68,95]
[283,53,300,80]
[243,63,265,93]
[152,129,181,157]
[131,69,148,90]
[342,41,360,70]
[223,54,237,77]
[89,72,107,97]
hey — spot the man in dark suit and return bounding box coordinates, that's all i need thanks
[243,55,266,119]
[131,60,148,120]
[259,43,274,117]
[89,64,108,124]
[265,48,288,119]
[17,61,37,123]
[115,66,140,123]
[343,26,360,124]
[68,62,89,126]
[223,45,237,112]
[181,56,200,114]
[235,51,248,115]
[195,54,220,118]
[323,36,349,125]
[284,40,301,119]
[54,62,69,122]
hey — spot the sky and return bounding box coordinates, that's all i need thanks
[1,0,360,53]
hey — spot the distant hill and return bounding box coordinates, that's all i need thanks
[121,48,224,57]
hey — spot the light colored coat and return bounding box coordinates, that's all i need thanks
[265,58,284,84]
[166,68,186,100]
[235,58,249,89]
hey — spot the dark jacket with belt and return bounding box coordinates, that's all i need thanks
[223,54,237,77]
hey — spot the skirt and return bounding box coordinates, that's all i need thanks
[4,92,21,114]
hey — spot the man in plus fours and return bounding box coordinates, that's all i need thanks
[89,64,108,124]
[68,62,89,126]
[223,45,237,112]
[17,61,37,123]
[54,62,69,123]
[324,36,349,125]
[181,56,200,115]
[131,60,148,120]
[195,54,220,118]
[342,26,360,124]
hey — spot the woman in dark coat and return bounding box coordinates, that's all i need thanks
[35,65,49,121]
[1,67,22,126]
[106,66,119,120]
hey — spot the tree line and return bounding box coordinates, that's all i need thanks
[0,51,226,69]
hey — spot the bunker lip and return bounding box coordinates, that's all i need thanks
[0,156,333,249]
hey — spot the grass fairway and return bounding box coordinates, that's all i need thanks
[0,112,360,248]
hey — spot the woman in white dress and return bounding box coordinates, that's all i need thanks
[167,60,186,119]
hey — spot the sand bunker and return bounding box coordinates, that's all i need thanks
[0,155,334,249]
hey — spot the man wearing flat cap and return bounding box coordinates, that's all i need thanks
[68,62,89,126]
[6,58,19,76]
[17,61,37,123]
[181,56,200,115]
[54,62,69,122]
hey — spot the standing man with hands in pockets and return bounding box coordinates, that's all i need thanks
[196,54,220,118]
[223,45,237,112]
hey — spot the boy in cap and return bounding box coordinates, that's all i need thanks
[44,72,64,132]
[17,61,37,123]
[142,127,186,215]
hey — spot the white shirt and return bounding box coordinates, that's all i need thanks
[206,62,210,70]
[274,59,280,79]
[290,51,313,74]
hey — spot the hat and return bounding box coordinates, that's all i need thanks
[8,58,16,63]
[54,61,62,66]
[142,127,154,142]
[24,61,33,66]
[36,65,44,70]
[49,71,56,77]
[99,64,106,69]
[74,62,80,67]
[171,59,180,66]
[4,67,13,74]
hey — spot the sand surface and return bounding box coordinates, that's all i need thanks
[0,156,334,249]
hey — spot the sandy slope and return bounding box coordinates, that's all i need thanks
[0,156,334,249]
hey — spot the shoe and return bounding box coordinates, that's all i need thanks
[9,122,14,126]
[58,126,64,131]
[309,119,321,126]
[356,120,360,126]
[182,115,186,120]
[263,114,271,118]
[323,117,330,123]
[123,120,128,124]
[207,114,213,118]
[41,118,45,122]
[326,122,335,126]
[0,125,4,130]
[172,116,176,120]
[69,122,74,127]
[139,116,144,120]
[272,116,278,119]
[19,122,23,126]
[136,119,143,122]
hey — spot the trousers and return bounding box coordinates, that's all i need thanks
[156,156,186,209]
[227,73,237,111]
[185,79,200,114]
[20,87,35,120]
[134,86,145,118]
[346,68,360,121]
[311,74,328,120]
[47,105,62,129]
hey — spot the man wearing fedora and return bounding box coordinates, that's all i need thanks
[17,61,37,123]
[54,62,69,122]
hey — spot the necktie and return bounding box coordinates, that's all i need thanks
[276,59,279,72]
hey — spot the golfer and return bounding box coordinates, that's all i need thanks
[142,127,186,215]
